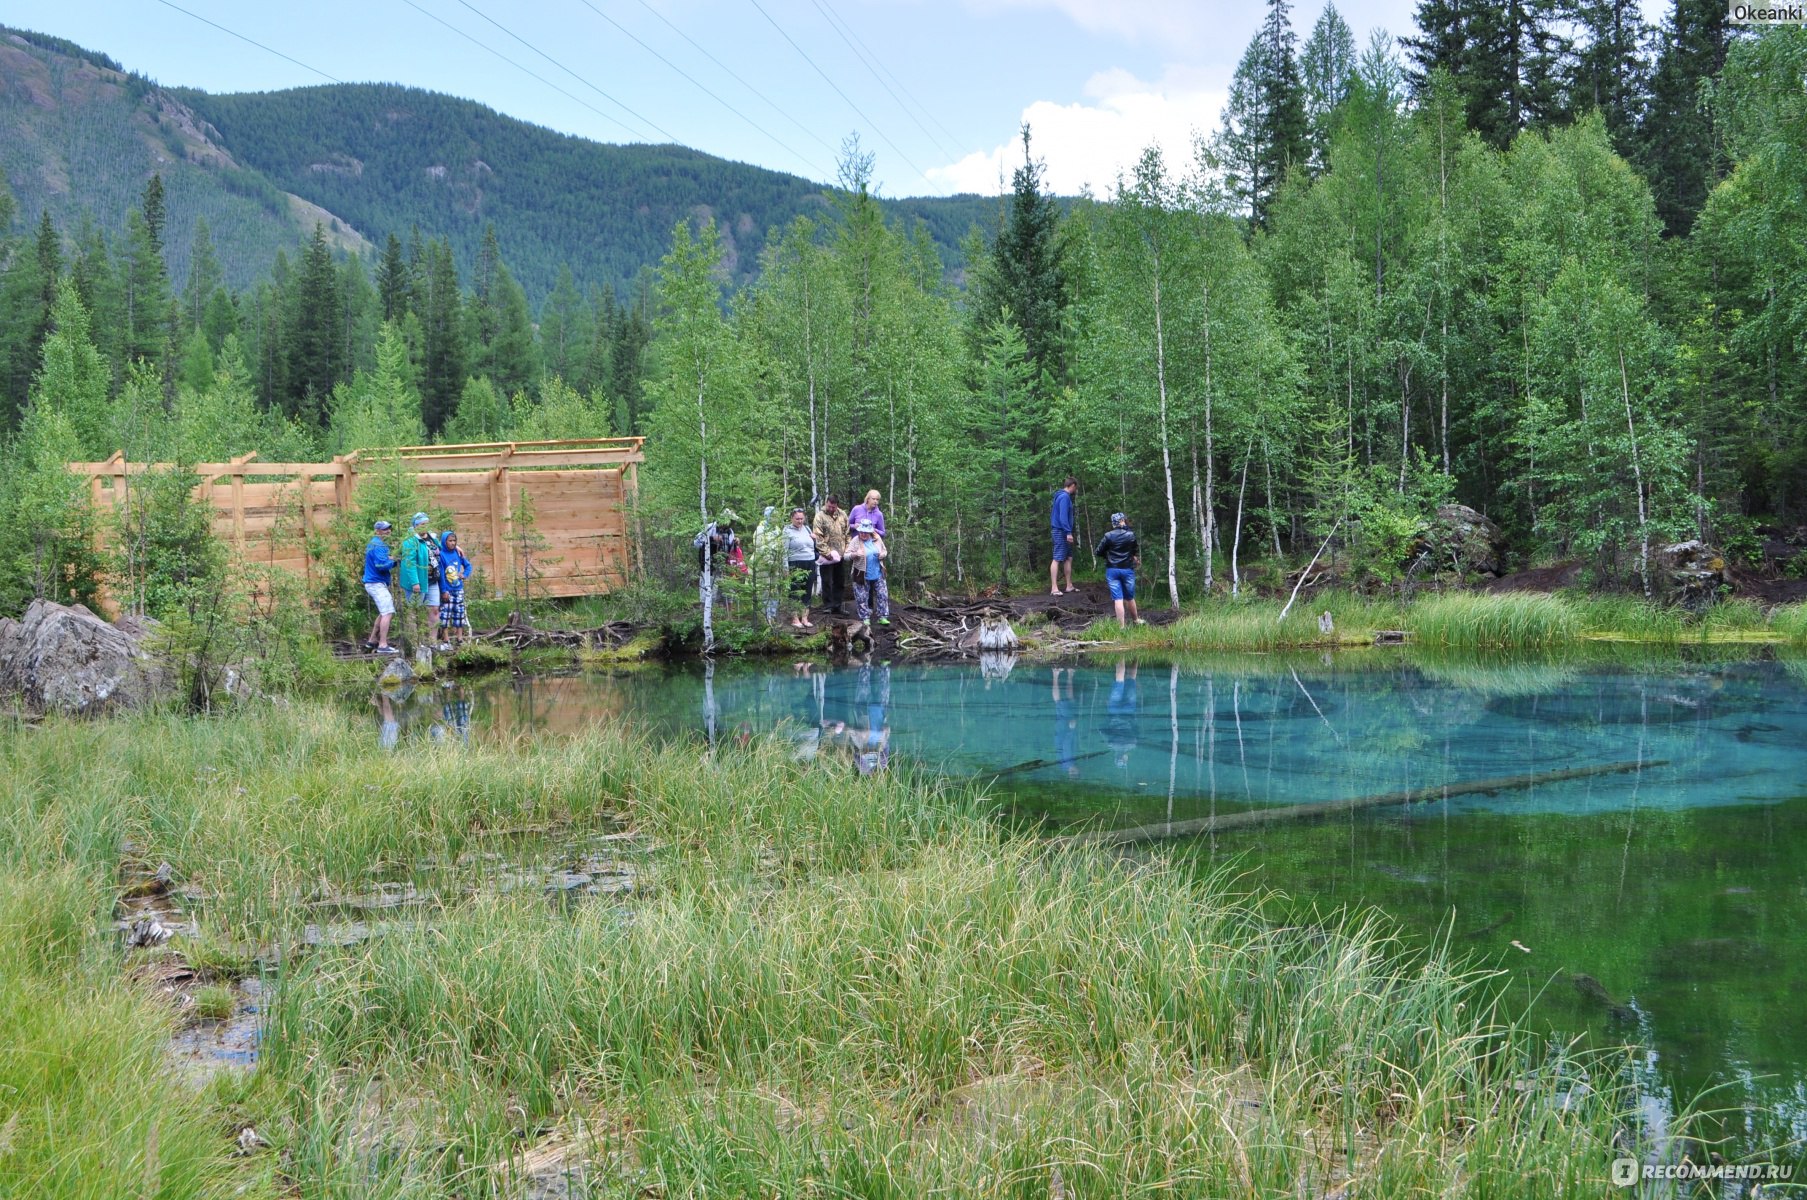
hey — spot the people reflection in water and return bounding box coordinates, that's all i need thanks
[1102,659,1139,767]
[1051,667,1080,777]
[375,691,400,751]
[442,686,472,746]
[852,658,891,774]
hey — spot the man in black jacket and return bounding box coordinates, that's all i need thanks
[1094,512,1145,628]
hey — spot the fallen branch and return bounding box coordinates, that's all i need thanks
[1061,759,1666,847]
[1278,518,1343,624]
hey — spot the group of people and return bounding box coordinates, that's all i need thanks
[361,512,475,654]
[696,479,1145,631]
[1051,477,1145,628]
[696,489,893,628]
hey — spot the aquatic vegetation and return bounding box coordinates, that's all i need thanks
[0,703,1673,1196]
[1410,592,1585,647]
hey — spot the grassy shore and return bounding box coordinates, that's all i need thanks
[1086,589,1807,652]
[2,704,1652,1196]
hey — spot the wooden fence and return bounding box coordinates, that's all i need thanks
[72,438,645,599]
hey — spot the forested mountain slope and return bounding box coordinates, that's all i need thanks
[0,27,368,288]
[175,82,995,300]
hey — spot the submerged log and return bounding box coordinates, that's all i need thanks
[1063,759,1667,847]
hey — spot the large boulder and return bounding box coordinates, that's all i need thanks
[1428,504,1506,578]
[0,600,168,716]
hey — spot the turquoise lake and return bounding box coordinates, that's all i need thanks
[378,649,1807,1168]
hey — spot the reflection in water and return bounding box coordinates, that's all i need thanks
[376,653,1807,1163]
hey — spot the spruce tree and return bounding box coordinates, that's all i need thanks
[1569,0,1649,151]
[418,239,466,435]
[140,173,166,257]
[286,224,341,427]
[1301,3,1358,172]
[120,207,170,368]
[1638,0,1731,235]
[182,218,221,332]
[981,127,1068,400]
[1258,0,1310,206]
[0,211,60,429]
[376,232,410,322]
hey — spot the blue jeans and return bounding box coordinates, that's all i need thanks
[1106,568,1136,601]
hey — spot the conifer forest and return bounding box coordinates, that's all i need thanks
[1,2,1803,617]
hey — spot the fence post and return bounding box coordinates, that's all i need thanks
[489,444,515,600]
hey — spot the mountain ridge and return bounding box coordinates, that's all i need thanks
[0,24,997,301]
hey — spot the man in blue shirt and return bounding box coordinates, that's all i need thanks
[1049,476,1078,596]
[361,520,400,655]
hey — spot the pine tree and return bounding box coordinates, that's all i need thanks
[1638,0,1731,235]
[1301,3,1358,172]
[539,265,588,385]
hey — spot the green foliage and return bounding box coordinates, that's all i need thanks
[107,462,221,621]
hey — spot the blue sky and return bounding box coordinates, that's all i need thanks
[11,0,1484,196]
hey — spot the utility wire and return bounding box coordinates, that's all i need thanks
[148,0,344,83]
[570,0,831,179]
[630,0,839,158]
[805,0,959,160]
[813,0,964,153]
[397,0,649,140]
[744,0,933,186]
[446,0,682,143]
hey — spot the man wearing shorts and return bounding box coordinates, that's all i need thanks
[1094,512,1144,628]
[1049,476,1078,595]
[362,520,400,654]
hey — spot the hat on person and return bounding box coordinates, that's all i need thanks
[411,512,430,528]
[1111,512,1128,526]
[441,529,457,542]
[762,505,776,518]
[718,507,741,526]
[373,520,392,531]
[855,519,877,534]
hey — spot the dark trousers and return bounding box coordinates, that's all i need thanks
[819,559,847,609]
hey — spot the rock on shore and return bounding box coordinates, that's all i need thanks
[0,599,168,716]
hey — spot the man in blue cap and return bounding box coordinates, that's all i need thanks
[1094,512,1144,628]
[361,520,400,654]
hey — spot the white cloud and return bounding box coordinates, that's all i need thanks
[925,68,1227,196]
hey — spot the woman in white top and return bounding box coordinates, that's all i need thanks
[781,507,818,627]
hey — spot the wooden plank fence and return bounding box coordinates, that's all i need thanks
[71,438,645,599]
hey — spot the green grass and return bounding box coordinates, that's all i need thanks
[0,703,1668,1196]
[1085,589,1805,652]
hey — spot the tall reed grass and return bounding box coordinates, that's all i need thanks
[0,703,1653,1196]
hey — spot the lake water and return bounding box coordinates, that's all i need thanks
[378,650,1807,1167]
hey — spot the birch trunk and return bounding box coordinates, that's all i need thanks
[1620,345,1651,599]
[1151,253,1180,608]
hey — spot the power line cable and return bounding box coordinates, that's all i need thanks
[396,0,650,140]
[743,0,933,187]
[569,0,831,179]
[805,0,958,160]
[148,0,344,83]
[812,0,964,153]
[445,0,682,142]
[630,0,839,158]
